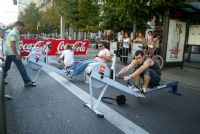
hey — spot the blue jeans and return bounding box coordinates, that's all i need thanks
[69,59,97,75]
[4,55,31,83]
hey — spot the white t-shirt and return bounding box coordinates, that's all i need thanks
[95,48,111,63]
[123,38,130,48]
[59,50,74,66]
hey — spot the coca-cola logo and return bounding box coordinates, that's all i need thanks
[20,40,45,52]
[57,41,66,52]
[57,41,86,53]
[72,41,86,52]
[20,39,89,56]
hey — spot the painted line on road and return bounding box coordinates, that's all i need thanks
[43,68,149,134]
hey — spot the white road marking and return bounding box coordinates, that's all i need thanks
[43,68,149,134]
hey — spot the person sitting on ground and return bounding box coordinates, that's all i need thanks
[66,41,112,77]
[58,44,74,69]
[116,50,161,93]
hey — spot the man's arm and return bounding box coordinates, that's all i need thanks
[10,41,19,55]
[10,41,21,61]
[100,54,112,62]
[116,60,137,77]
[130,58,153,77]
[59,51,65,60]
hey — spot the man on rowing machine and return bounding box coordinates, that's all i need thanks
[116,50,161,93]
[66,41,112,78]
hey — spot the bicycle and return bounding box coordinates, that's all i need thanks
[151,45,164,69]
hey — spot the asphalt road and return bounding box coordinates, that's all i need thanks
[5,62,200,134]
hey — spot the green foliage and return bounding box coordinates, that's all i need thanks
[42,5,60,33]
[18,0,181,34]
[101,0,180,32]
[18,3,42,34]
[54,0,100,32]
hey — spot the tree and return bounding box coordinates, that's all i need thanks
[53,0,100,35]
[18,2,42,34]
[101,0,183,37]
[42,5,60,33]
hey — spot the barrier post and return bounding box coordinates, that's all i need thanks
[0,60,7,134]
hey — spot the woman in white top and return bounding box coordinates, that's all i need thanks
[59,45,74,67]
[122,32,131,63]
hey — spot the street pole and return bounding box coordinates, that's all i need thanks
[60,16,65,39]
[0,60,7,134]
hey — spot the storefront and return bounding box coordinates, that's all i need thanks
[161,1,200,68]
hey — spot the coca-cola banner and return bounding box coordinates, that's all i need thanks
[20,39,89,56]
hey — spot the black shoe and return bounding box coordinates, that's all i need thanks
[66,70,73,78]
[24,81,36,87]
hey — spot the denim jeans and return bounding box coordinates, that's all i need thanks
[4,55,30,83]
[69,59,97,75]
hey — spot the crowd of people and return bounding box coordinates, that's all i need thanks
[95,30,162,56]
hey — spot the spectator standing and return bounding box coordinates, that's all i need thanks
[4,21,36,87]
[122,32,131,63]
[133,32,147,56]
[133,32,147,45]
[146,31,154,56]
[118,30,124,42]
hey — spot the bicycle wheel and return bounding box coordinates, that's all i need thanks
[152,55,164,69]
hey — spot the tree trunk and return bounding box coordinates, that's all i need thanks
[132,18,137,40]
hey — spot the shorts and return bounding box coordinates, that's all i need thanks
[135,67,161,87]
[148,44,154,48]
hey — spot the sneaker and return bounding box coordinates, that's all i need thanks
[24,81,36,87]
[68,73,73,78]
[66,70,73,78]
[141,86,147,94]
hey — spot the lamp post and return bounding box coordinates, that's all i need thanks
[60,8,65,39]
[60,16,65,39]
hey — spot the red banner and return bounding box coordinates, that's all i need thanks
[19,39,89,56]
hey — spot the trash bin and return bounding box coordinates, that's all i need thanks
[131,43,143,58]
[109,42,117,55]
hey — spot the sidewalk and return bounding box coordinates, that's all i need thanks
[86,46,200,90]
[161,67,200,89]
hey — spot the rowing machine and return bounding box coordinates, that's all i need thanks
[83,62,180,117]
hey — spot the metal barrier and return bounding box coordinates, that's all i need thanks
[0,59,7,134]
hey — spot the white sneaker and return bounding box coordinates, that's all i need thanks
[141,87,147,94]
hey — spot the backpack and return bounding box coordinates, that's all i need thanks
[101,95,126,105]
